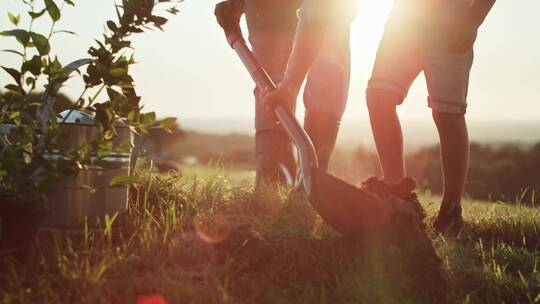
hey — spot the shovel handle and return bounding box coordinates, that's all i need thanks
[230,38,319,194]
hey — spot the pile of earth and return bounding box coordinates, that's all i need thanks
[360,177,445,297]
[189,177,446,301]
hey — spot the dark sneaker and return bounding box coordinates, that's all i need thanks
[433,204,463,238]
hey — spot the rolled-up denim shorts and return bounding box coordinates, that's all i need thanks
[367,15,474,114]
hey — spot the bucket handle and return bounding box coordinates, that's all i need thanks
[36,58,139,176]
[38,58,93,124]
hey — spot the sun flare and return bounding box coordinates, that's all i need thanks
[350,0,394,55]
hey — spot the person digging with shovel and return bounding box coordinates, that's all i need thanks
[366,0,496,236]
[215,0,357,186]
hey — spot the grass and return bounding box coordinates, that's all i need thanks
[1,165,539,303]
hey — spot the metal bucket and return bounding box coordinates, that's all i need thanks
[43,59,133,228]
[1,59,135,230]
[0,122,132,229]
[43,122,132,228]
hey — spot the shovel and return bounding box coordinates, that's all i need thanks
[222,29,391,236]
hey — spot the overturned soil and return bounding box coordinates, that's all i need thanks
[191,178,447,302]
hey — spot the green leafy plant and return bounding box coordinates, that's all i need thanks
[0,0,181,206]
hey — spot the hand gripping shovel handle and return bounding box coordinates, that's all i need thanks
[226,33,319,195]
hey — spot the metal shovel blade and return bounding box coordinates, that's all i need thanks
[309,167,392,236]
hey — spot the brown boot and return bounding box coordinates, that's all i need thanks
[303,110,341,172]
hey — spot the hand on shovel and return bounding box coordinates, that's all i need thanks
[262,80,300,119]
[214,0,245,45]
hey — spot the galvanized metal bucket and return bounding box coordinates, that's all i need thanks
[42,122,132,228]
[1,58,135,229]
[0,121,132,229]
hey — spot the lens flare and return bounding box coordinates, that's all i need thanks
[194,214,232,244]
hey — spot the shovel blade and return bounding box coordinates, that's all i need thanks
[309,167,391,236]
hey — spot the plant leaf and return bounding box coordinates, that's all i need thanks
[0,29,30,47]
[159,117,177,131]
[44,0,61,21]
[25,76,35,86]
[167,7,180,15]
[109,175,139,187]
[21,55,43,76]
[1,66,22,86]
[64,0,75,6]
[140,112,156,126]
[29,9,47,19]
[4,84,21,93]
[110,67,127,77]
[8,12,21,26]
[30,32,50,55]
[107,20,118,31]
[53,30,77,36]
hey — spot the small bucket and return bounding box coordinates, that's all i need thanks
[44,122,132,228]
[1,59,136,230]
[0,122,132,229]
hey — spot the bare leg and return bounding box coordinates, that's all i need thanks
[432,111,469,208]
[366,90,406,183]
[304,110,341,172]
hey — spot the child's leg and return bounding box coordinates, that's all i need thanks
[366,23,421,183]
[367,90,406,183]
[422,46,474,235]
[432,111,469,207]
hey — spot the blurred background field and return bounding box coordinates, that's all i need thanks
[161,119,540,206]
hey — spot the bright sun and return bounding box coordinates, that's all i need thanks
[350,0,394,53]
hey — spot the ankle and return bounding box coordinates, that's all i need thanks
[441,195,462,207]
[440,201,462,212]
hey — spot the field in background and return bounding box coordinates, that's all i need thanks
[1,166,539,303]
[169,130,540,205]
[181,118,540,149]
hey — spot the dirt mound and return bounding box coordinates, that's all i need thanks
[194,178,447,301]
[361,177,446,299]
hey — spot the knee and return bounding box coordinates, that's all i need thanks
[432,110,465,124]
[366,89,402,114]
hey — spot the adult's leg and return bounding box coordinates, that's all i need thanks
[303,23,350,172]
[303,111,341,171]
[255,125,296,186]
[249,31,297,186]
[366,90,406,183]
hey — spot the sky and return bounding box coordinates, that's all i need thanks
[1,0,540,127]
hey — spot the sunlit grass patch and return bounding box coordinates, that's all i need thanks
[1,166,539,303]
[423,193,540,303]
